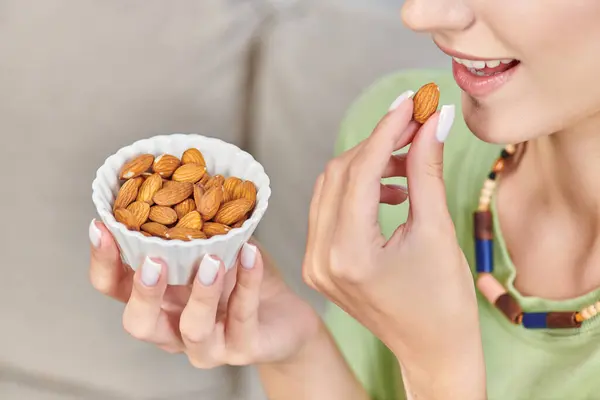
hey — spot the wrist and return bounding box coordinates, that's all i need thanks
[392,334,487,400]
[260,317,328,371]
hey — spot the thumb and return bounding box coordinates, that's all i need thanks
[405,104,456,223]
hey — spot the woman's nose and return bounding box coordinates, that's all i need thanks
[401,0,475,34]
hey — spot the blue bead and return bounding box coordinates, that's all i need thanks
[475,239,493,273]
[522,313,548,329]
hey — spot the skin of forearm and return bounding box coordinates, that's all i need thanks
[258,322,369,400]
[394,330,487,400]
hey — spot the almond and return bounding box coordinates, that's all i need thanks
[238,180,257,208]
[203,222,232,238]
[198,186,223,220]
[153,182,194,206]
[199,172,211,186]
[174,198,197,219]
[232,215,248,229]
[205,174,224,190]
[127,201,150,227]
[162,180,178,190]
[176,210,203,230]
[412,82,440,124]
[114,208,140,231]
[193,184,205,210]
[153,154,181,178]
[141,231,153,237]
[172,163,206,183]
[214,198,253,225]
[165,227,207,241]
[137,173,163,204]
[141,222,168,238]
[223,177,242,202]
[119,154,154,180]
[149,206,178,225]
[181,148,206,167]
[113,177,143,210]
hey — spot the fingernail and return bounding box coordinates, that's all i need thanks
[198,255,220,286]
[141,257,161,287]
[89,219,102,248]
[388,90,415,111]
[387,184,408,194]
[241,243,257,270]
[436,105,456,143]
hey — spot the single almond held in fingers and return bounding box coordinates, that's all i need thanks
[137,173,163,204]
[174,198,196,219]
[198,186,223,220]
[172,163,206,183]
[152,154,181,178]
[127,201,150,227]
[119,154,154,180]
[141,222,168,238]
[153,181,194,206]
[181,148,206,167]
[166,227,207,241]
[176,211,203,230]
[412,82,440,124]
[114,208,141,231]
[214,198,253,225]
[149,205,178,225]
[113,177,143,210]
[203,222,232,238]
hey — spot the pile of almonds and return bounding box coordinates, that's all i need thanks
[112,148,257,241]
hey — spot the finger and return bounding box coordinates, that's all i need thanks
[225,243,263,360]
[342,95,416,229]
[179,255,226,366]
[382,153,408,178]
[122,257,182,347]
[404,104,456,223]
[89,219,133,302]
[302,174,324,288]
[380,184,409,205]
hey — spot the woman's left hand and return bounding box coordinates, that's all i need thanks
[303,94,485,398]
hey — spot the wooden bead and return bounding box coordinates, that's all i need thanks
[481,187,494,199]
[474,211,493,240]
[581,308,592,320]
[476,273,506,304]
[479,196,491,207]
[495,293,523,324]
[483,179,496,191]
[575,313,585,323]
[493,159,505,173]
[595,301,600,312]
[587,305,598,317]
[505,144,516,155]
[546,312,582,329]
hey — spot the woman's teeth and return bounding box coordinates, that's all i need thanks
[452,57,516,76]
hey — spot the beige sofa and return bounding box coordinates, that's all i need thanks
[0,1,447,398]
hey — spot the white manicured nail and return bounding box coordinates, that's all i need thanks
[198,255,220,286]
[141,257,161,287]
[241,243,257,270]
[436,105,455,143]
[388,90,415,111]
[89,219,102,248]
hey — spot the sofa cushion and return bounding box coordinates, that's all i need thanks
[0,0,265,397]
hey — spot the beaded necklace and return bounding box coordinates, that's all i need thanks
[474,144,599,329]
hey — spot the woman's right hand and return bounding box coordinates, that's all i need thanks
[88,221,321,369]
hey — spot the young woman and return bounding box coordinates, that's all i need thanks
[89,0,600,399]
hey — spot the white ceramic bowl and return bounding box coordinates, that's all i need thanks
[91,133,271,285]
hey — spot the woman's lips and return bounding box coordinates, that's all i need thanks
[452,59,520,98]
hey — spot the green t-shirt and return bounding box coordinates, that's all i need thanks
[325,69,600,400]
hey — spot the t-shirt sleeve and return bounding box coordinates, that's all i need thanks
[323,69,468,400]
